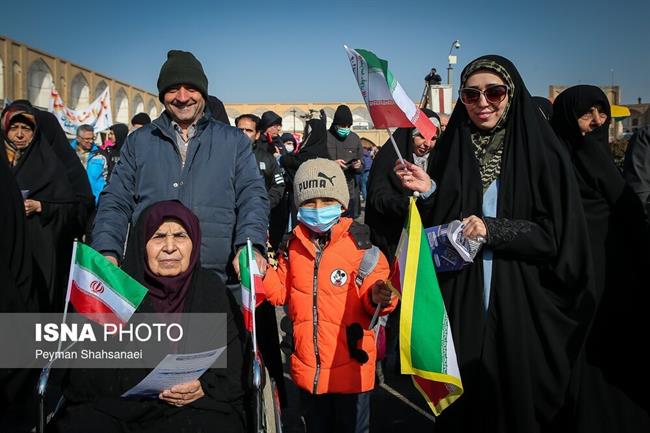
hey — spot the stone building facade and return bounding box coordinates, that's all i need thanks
[0,35,162,125]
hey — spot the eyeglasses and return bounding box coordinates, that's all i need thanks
[459,85,509,105]
[78,135,96,142]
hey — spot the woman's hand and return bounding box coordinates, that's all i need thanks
[24,199,42,216]
[159,380,205,407]
[394,160,432,193]
[462,215,487,241]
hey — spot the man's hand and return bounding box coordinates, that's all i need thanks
[232,247,268,280]
[351,159,362,170]
[159,380,204,407]
[335,159,348,170]
[103,255,118,266]
[371,281,393,307]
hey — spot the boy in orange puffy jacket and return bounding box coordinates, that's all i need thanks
[263,158,397,433]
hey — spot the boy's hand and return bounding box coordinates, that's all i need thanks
[371,281,393,307]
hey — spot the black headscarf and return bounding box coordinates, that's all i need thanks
[532,96,553,121]
[1,101,77,204]
[109,123,129,153]
[551,86,650,428]
[280,118,330,181]
[24,103,94,214]
[122,201,201,314]
[365,108,437,260]
[206,95,230,125]
[422,55,595,432]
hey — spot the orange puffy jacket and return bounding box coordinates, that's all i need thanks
[263,217,397,395]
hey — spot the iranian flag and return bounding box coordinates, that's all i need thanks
[238,240,266,332]
[389,199,463,415]
[344,46,438,141]
[66,241,147,325]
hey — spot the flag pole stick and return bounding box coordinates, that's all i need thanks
[386,128,406,166]
[56,239,78,354]
[369,303,382,330]
[386,128,420,198]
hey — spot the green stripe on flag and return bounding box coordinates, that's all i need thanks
[239,247,252,292]
[76,243,147,308]
[410,226,445,373]
[356,49,397,92]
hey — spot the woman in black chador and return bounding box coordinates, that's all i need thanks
[1,100,93,312]
[396,55,596,432]
[552,85,650,432]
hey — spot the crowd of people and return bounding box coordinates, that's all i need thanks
[1,48,649,433]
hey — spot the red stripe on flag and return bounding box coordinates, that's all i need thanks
[413,375,451,407]
[242,307,253,332]
[254,275,266,306]
[413,109,438,141]
[438,89,445,114]
[70,281,123,325]
[368,104,413,129]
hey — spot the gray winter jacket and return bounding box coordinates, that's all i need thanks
[91,111,269,280]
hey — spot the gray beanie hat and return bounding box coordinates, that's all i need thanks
[293,158,349,209]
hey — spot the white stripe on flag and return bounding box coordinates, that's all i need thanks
[73,265,137,322]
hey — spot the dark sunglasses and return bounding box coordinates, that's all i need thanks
[459,85,509,105]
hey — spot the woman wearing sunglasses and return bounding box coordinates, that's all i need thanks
[551,86,650,432]
[396,55,595,432]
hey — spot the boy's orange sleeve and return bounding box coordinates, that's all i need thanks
[263,253,290,306]
[358,251,398,317]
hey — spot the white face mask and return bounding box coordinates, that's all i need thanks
[284,143,295,153]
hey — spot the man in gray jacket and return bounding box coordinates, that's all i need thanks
[92,50,269,282]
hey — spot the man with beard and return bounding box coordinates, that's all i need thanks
[92,50,269,285]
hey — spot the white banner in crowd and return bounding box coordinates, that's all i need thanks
[48,87,113,135]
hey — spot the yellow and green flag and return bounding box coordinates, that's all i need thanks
[390,198,463,415]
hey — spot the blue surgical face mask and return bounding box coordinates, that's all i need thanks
[297,204,342,233]
[336,127,351,138]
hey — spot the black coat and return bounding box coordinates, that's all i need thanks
[552,86,650,432]
[418,56,596,433]
[624,126,650,217]
[253,141,285,210]
[2,102,94,312]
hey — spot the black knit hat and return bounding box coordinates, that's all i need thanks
[259,111,282,132]
[333,105,353,127]
[157,50,208,102]
[131,112,151,126]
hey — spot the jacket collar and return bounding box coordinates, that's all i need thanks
[153,110,211,139]
[293,217,353,258]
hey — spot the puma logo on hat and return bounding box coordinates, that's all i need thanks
[318,172,336,186]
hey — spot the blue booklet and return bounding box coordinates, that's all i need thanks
[424,220,483,273]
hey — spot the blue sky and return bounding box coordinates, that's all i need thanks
[2,0,648,104]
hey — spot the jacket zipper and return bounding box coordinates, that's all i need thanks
[312,243,323,394]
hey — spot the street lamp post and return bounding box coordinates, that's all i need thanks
[447,39,461,86]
